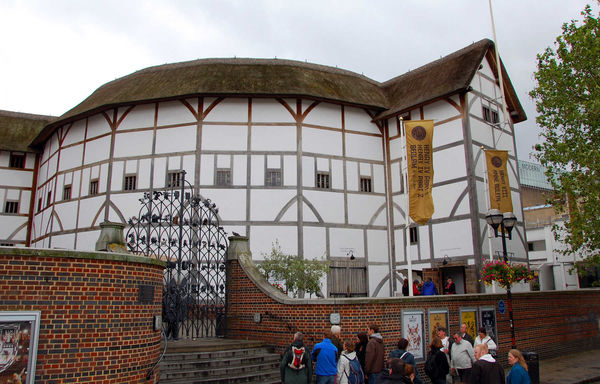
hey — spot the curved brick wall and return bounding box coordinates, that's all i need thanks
[226,237,600,364]
[0,247,164,383]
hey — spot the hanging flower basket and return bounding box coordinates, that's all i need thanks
[481,260,534,289]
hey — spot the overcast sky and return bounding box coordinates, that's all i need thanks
[0,0,594,161]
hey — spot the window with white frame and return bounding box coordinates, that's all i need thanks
[316,172,330,189]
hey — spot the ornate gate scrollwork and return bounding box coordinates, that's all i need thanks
[126,171,228,339]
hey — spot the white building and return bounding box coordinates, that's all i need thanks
[1,39,528,297]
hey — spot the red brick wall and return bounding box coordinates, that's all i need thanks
[227,254,600,366]
[0,248,164,384]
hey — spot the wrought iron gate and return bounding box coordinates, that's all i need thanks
[126,171,228,339]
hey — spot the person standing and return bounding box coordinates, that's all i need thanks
[379,358,412,384]
[422,277,438,295]
[506,349,531,384]
[425,337,450,384]
[460,323,475,346]
[331,325,343,359]
[365,324,385,384]
[337,339,362,384]
[474,327,497,357]
[450,332,475,384]
[444,278,456,295]
[355,332,369,374]
[312,329,339,384]
[470,344,504,384]
[388,337,424,384]
[281,332,312,384]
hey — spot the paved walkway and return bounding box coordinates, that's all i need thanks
[538,348,600,384]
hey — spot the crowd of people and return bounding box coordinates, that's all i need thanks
[402,278,457,296]
[280,323,531,384]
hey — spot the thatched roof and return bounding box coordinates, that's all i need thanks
[0,110,56,152]
[26,39,525,148]
[376,39,526,122]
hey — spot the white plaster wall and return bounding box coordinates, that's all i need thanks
[54,201,79,230]
[199,155,214,185]
[155,125,196,154]
[250,225,298,260]
[138,159,151,189]
[250,190,296,221]
[329,227,364,258]
[59,145,84,172]
[0,169,33,188]
[373,164,385,194]
[390,161,402,193]
[250,155,264,186]
[302,127,342,156]
[20,191,31,214]
[369,265,390,297]
[433,119,463,148]
[84,136,111,165]
[304,190,344,223]
[367,229,389,263]
[157,101,196,126]
[118,104,156,131]
[47,153,58,179]
[347,194,386,225]
[200,189,246,221]
[302,157,315,187]
[347,161,359,191]
[111,162,124,191]
[251,99,296,123]
[62,120,86,147]
[251,125,296,152]
[431,181,469,219]
[0,216,26,239]
[423,98,461,122]
[434,145,467,183]
[111,193,146,224]
[50,233,75,249]
[303,226,327,260]
[77,197,105,228]
[233,155,246,186]
[283,156,296,186]
[344,107,380,134]
[345,133,383,161]
[87,114,111,140]
[331,160,343,189]
[303,102,341,128]
[203,125,247,151]
[432,219,474,257]
[76,229,100,251]
[114,130,153,158]
[204,99,248,123]
[419,226,431,259]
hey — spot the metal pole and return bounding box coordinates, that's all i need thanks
[501,223,517,349]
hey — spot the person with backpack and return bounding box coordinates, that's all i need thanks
[280,332,312,384]
[388,337,424,384]
[425,337,450,384]
[312,329,339,384]
[379,358,413,384]
[337,339,365,384]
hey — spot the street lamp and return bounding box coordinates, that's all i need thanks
[485,209,517,349]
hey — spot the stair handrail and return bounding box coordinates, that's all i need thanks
[146,330,167,381]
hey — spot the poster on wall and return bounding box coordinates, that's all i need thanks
[459,308,477,339]
[0,312,41,384]
[428,309,449,344]
[402,310,425,361]
[479,307,497,343]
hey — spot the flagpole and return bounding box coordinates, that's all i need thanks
[401,117,414,296]
[482,146,497,293]
[488,0,511,138]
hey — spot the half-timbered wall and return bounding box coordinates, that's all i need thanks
[0,150,36,246]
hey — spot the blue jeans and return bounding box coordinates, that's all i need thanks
[316,375,335,384]
[368,372,381,384]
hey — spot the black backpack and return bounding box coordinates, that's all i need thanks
[424,351,439,379]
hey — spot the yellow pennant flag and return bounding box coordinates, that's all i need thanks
[405,120,434,225]
[485,150,513,213]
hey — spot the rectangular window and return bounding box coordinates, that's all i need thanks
[46,191,52,206]
[124,175,137,191]
[37,197,42,212]
[90,179,99,195]
[4,201,19,214]
[492,110,499,124]
[265,169,282,187]
[9,152,25,169]
[409,227,419,244]
[63,185,72,200]
[167,171,182,188]
[216,169,231,186]
[482,106,491,123]
[0,242,15,247]
[360,177,372,193]
[316,172,330,189]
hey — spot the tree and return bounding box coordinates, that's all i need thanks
[529,4,600,281]
[258,240,329,298]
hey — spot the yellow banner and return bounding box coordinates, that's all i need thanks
[485,150,513,213]
[405,120,434,225]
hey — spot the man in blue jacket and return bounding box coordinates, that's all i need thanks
[311,329,339,384]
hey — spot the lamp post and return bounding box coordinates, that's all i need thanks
[485,208,517,349]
